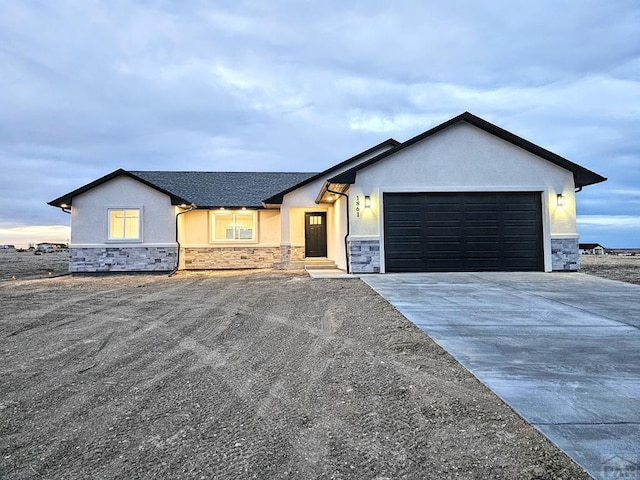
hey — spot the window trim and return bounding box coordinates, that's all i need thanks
[106,207,143,242]
[210,209,258,243]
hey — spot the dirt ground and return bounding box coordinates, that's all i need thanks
[2,249,639,285]
[579,254,640,286]
[1,270,591,480]
[0,250,69,281]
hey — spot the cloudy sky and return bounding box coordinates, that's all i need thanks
[1,0,638,248]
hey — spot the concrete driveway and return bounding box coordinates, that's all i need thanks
[363,272,640,480]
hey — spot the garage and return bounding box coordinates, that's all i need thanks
[383,192,544,272]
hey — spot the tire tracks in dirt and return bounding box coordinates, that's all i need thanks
[0,272,592,479]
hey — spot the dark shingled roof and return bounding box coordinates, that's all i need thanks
[130,171,317,208]
[579,243,605,249]
[47,169,317,208]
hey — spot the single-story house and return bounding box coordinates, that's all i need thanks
[48,112,606,274]
[579,243,606,255]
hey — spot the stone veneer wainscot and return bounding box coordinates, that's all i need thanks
[183,246,282,269]
[274,244,306,269]
[349,239,380,273]
[551,237,580,271]
[70,246,177,272]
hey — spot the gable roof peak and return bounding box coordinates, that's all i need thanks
[328,112,606,188]
[48,168,192,208]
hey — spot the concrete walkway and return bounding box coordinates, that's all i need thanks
[306,268,357,279]
[363,272,640,480]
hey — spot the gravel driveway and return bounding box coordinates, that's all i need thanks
[1,271,588,479]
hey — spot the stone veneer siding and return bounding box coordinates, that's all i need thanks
[551,238,580,271]
[349,239,380,273]
[274,244,305,269]
[183,246,281,269]
[70,246,177,272]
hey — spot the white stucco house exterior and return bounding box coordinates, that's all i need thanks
[48,112,606,274]
[579,243,607,255]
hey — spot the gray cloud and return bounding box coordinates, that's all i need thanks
[0,0,638,246]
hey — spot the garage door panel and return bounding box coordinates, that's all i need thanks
[465,203,499,211]
[466,213,499,220]
[466,241,500,250]
[466,227,500,234]
[503,210,535,219]
[384,192,543,272]
[386,228,420,236]
[425,212,463,222]
[425,235,463,244]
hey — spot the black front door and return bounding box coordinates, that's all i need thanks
[305,212,327,257]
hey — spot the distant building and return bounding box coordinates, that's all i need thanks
[34,243,69,254]
[579,243,606,255]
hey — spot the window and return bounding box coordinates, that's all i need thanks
[211,210,256,242]
[108,208,141,240]
[308,214,323,225]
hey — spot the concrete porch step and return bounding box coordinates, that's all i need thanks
[303,259,337,270]
[290,258,337,270]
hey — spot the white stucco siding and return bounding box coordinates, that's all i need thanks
[328,195,348,270]
[280,177,328,243]
[70,175,176,246]
[279,179,347,265]
[278,142,399,246]
[349,122,577,238]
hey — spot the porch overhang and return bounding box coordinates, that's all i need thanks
[315,181,350,204]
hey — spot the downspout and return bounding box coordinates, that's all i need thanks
[326,188,350,274]
[169,204,196,277]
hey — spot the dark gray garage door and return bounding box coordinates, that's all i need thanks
[383,192,543,272]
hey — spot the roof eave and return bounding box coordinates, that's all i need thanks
[261,138,400,205]
[315,181,350,204]
[574,172,607,188]
[327,170,357,185]
[196,204,265,210]
[262,192,286,205]
[47,169,192,208]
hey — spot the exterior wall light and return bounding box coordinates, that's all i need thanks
[557,194,566,207]
[364,196,371,208]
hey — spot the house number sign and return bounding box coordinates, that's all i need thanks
[355,196,361,218]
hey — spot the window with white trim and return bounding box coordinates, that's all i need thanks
[108,208,141,241]
[211,210,257,242]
